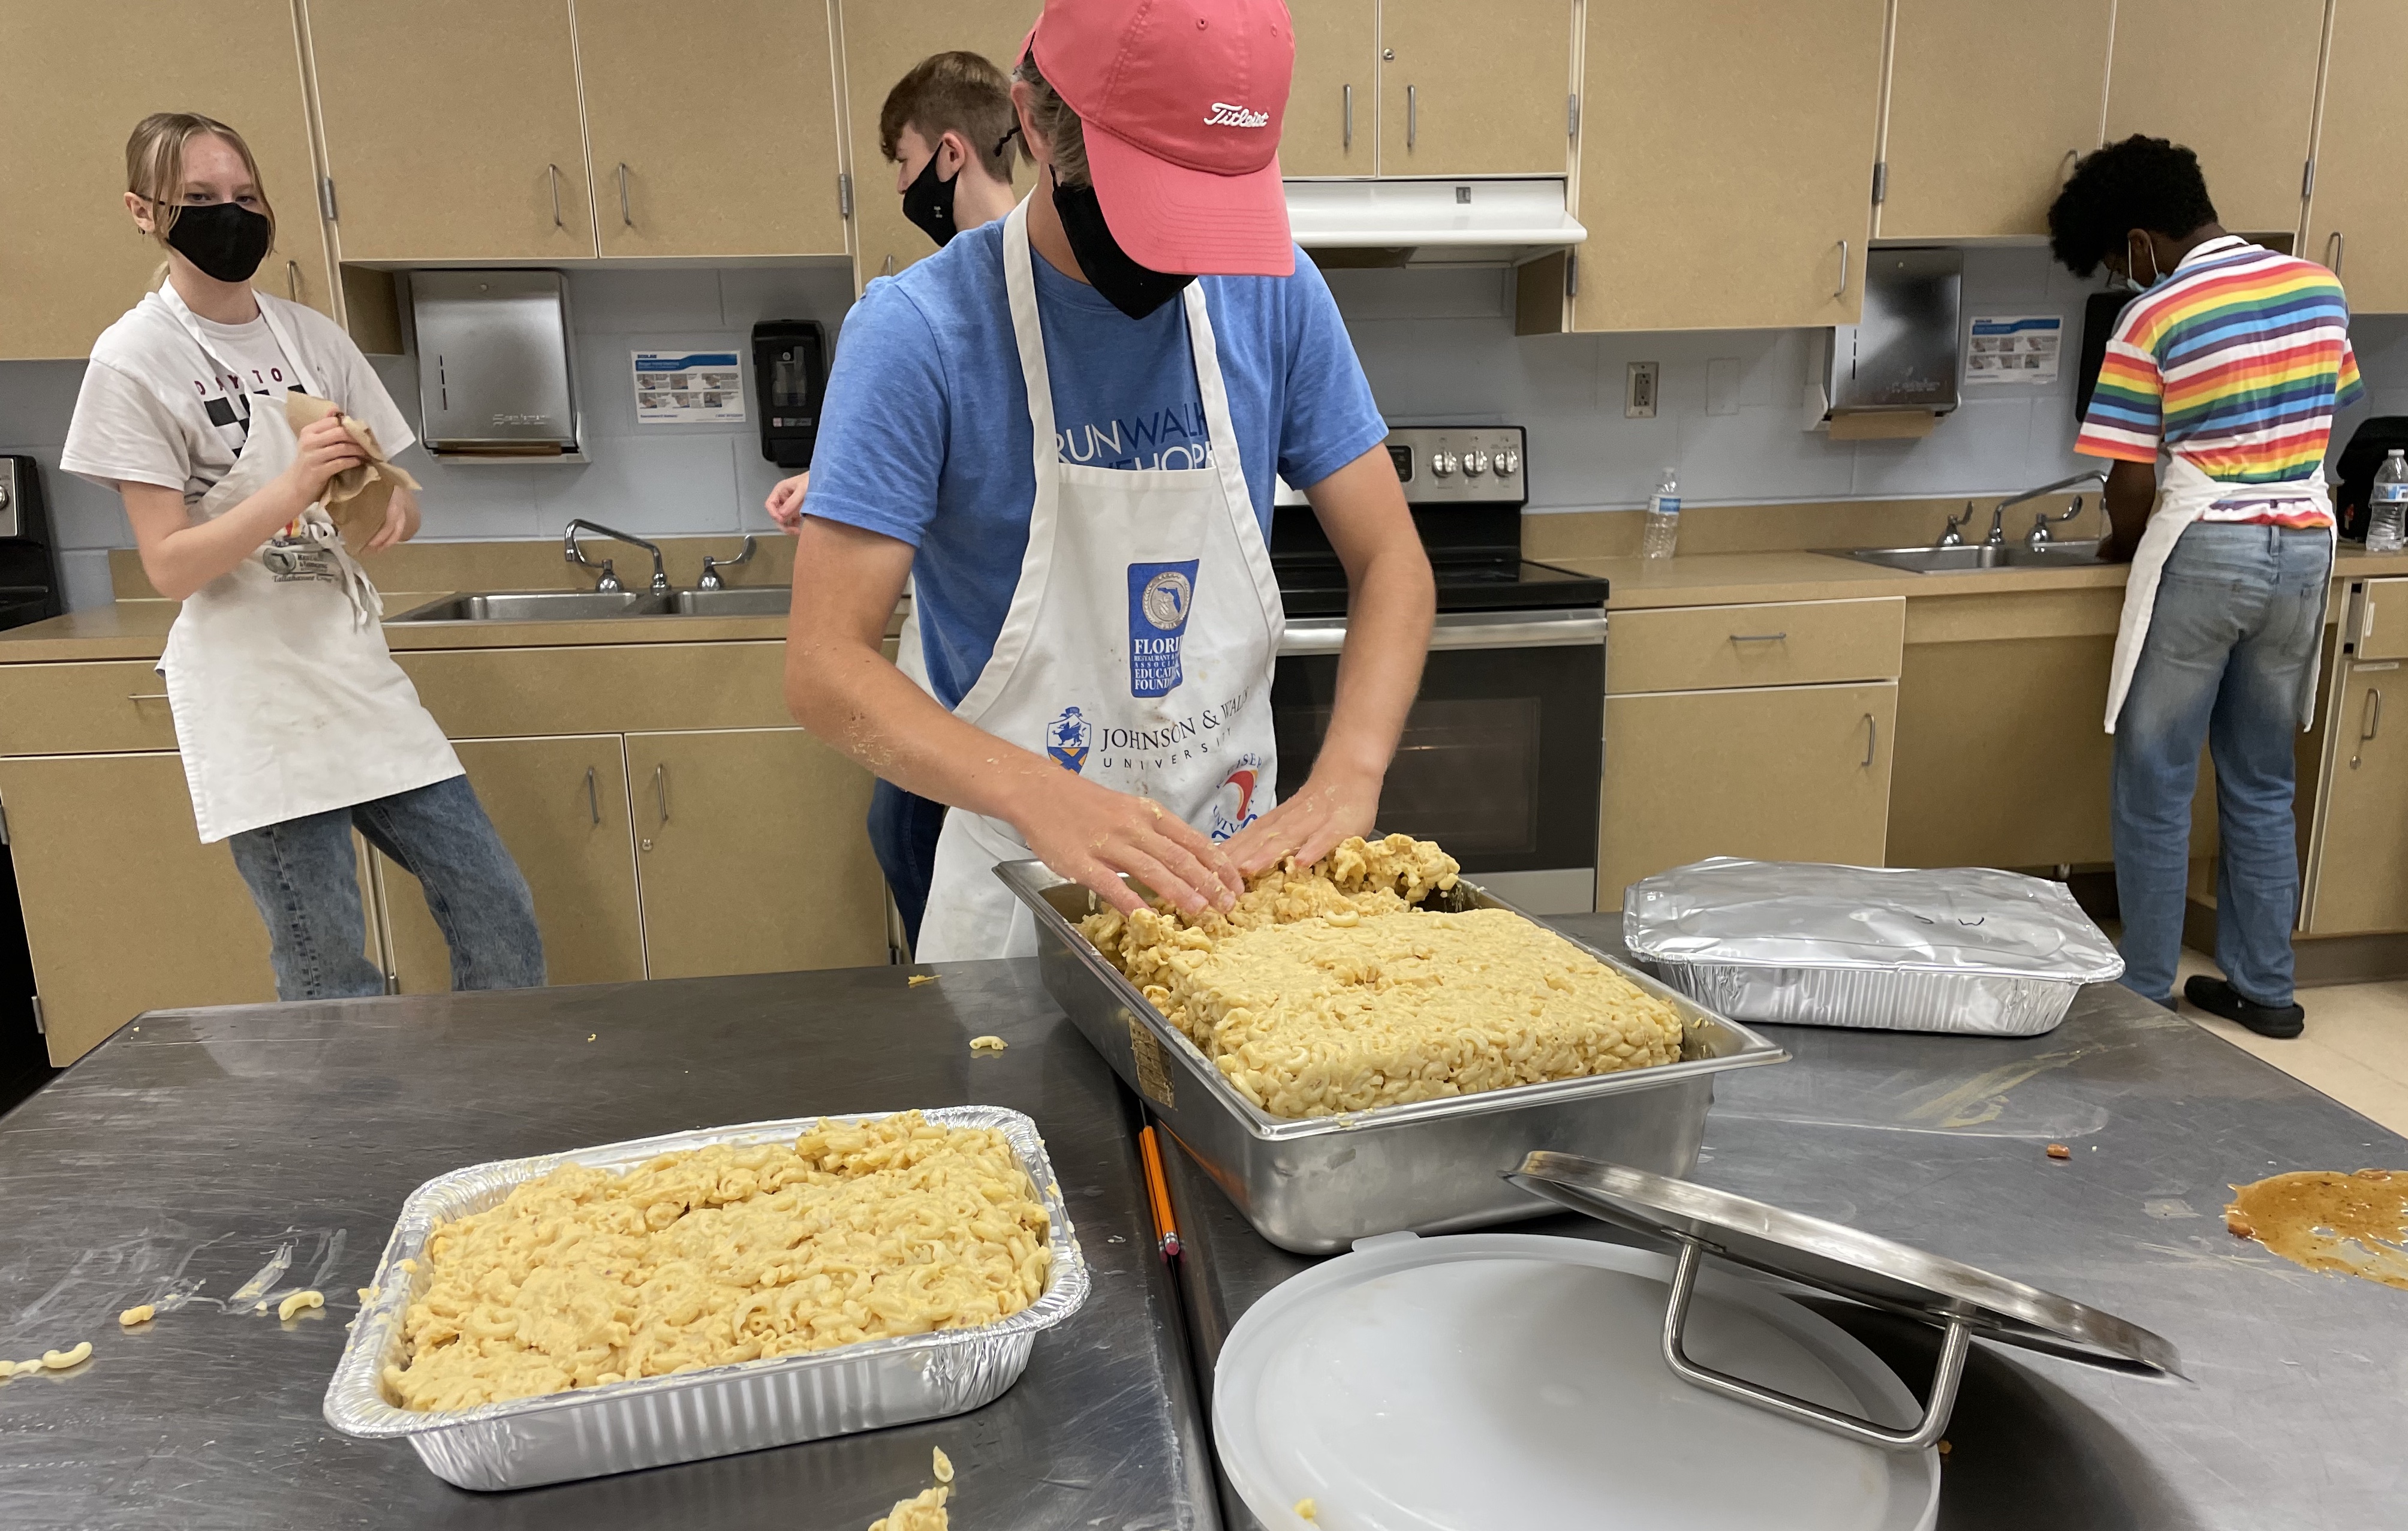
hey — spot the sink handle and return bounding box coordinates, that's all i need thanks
[1936,503,1974,548]
[697,534,758,591]
[1660,1237,1967,1452]
[2028,495,2085,547]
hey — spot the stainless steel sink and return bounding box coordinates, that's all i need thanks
[387,590,673,622]
[672,586,790,617]
[1832,539,2108,574]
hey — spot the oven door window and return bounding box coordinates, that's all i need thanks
[1271,642,1602,873]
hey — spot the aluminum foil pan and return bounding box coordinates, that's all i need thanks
[1623,859,2125,1038]
[323,1107,1089,1491]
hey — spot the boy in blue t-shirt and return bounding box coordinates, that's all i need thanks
[782,0,1434,958]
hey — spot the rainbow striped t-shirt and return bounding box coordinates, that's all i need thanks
[2076,235,2363,527]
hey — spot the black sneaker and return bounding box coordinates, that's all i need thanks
[2184,976,2305,1039]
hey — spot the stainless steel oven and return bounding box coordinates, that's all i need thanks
[1269,427,1608,914]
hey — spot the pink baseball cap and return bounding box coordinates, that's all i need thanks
[1025,0,1295,277]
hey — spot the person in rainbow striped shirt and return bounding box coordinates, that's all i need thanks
[2050,135,2365,1039]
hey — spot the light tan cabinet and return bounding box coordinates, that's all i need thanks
[1376,0,1571,178]
[836,1,1032,289]
[1876,0,2113,240]
[2302,660,2408,935]
[1283,0,1380,176]
[1533,0,1887,333]
[0,753,275,1064]
[625,729,886,979]
[2306,0,2408,313]
[580,0,845,258]
[1600,682,1898,909]
[0,0,335,360]
[2103,0,2326,237]
[306,0,597,261]
[380,735,645,992]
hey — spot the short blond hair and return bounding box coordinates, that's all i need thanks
[881,52,1019,184]
[1013,49,1088,186]
[125,112,277,255]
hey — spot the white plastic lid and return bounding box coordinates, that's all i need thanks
[1213,1232,1938,1531]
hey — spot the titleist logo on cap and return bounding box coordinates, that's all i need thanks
[1205,101,1271,128]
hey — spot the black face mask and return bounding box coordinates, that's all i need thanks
[165,201,272,284]
[1050,170,1193,321]
[900,151,960,248]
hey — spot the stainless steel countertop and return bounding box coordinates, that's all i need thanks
[0,962,1217,1530]
[1166,913,2408,1531]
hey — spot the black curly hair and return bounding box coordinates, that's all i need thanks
[2048,136,2220,278]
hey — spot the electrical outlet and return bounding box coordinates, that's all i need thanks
[1626,361,1659,419]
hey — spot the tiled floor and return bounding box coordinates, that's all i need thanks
[2176,949,2408,1137]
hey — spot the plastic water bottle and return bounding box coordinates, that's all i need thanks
[2369,450,2408,553]
[1642,469,1682,560]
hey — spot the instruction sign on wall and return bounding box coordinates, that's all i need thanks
[1964,315,2063,386]
[632,350,747,424]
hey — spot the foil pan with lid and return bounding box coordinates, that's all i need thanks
[1622,858,2124,1037]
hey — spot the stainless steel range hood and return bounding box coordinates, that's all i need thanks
[407,270,585,461]
[1284,179,1585,267]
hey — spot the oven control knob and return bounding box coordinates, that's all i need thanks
[1464,450,1488,477]
[1430,452,1456,477]
[1495,448,1520,477]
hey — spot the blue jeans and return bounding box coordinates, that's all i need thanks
[868,779,947,951]
[227,774,545,1000]
[2112,524,2329,1006]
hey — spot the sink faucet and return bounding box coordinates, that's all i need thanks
[564,519,669,593]
[697,536,757,591]
[1994,472,2108,551]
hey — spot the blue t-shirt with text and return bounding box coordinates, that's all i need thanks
[800,219,1386,709]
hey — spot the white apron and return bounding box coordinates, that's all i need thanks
[148,293,461,843]
[2104,452,2334,733]
[914,198,1285,961]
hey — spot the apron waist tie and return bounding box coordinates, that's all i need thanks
[294,516,384,628]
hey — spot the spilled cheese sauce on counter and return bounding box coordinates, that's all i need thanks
[2225,1169,2408,1290]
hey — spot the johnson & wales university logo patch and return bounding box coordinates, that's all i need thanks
[1046,706,1091,774]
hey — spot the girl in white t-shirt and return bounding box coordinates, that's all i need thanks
[61,112,543,1000]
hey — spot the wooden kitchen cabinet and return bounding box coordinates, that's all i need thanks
[1600,682,1898,907]
[1531,0,1887,333]
[0,0,335,359]
[0,753,274,1064]
[2102,0,2326,237]
[306,0,597,261]
[1282,0,1380,177]
[579,0,845,258]
[625,729,886,979]
[2307,0,2408,313]
[1876,0,2114,240]
[2302,660,2408,935]
[836,0,1033,290]
[1376,0,1572,178]
[379,735,646,992]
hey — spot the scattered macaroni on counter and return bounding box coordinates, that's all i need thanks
[384,1112,1053,1411]
[868,1485,950,1531]
[1080,835,1685,1119]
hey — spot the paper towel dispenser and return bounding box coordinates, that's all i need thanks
[1805,248,1962,438]
[408,270,583,460]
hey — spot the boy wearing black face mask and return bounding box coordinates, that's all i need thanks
[782,0,1435,961]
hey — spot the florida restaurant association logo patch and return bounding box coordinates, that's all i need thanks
[1127,559,1200,699]
[1046,706,1091,774]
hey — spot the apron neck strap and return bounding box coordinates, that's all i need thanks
[156,282,326,400]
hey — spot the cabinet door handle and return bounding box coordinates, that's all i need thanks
[127,692,170,703]
[2326,229,2345,276]
[286,260,302,301]
[585,766,600,826]
[1343,83,1353,150]
[2352,686,2382,769]
[1834,238,1850,299]
[654,762,670,824]
[547,163,564,229]
[1406,84,1417,151]
[617,162,632,227]
[881,254,896,278]
[1861,712,1878,769]
[1729,632,1788,643]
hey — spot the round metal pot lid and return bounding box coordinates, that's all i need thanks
[1506,1152,2184,1380]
